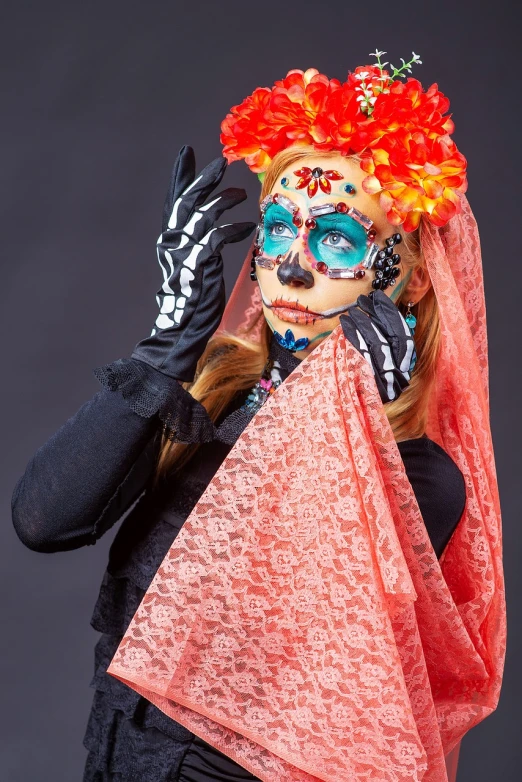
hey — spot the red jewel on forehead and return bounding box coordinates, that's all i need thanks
[293,166,345,198]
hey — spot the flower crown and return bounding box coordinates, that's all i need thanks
[220,52,467,232]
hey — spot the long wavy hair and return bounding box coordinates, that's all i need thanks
[153,147,441,484]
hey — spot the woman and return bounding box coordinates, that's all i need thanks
[12,55,505,782]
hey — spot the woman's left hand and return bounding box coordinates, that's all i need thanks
[339,289,416,403]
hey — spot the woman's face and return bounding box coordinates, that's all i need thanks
[255,154,412,358]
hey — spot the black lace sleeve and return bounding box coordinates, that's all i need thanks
[92,357,217,443]
[11,358,217,554]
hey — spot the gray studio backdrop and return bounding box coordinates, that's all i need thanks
[1,1,520,779]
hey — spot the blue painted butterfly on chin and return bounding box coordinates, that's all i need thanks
[273,328,310,353]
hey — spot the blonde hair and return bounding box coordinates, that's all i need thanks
[153,147,441,483]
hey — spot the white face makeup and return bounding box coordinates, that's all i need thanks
[254,155,412,358]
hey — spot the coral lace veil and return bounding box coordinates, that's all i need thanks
[107,195,506,782]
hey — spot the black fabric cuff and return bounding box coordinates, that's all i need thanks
[93,357,217,444]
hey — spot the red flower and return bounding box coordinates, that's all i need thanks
[314,82,369,154]
[294,166,344,198]
[364,79,454,147]
[220,69,341,173]
[219,63,468,230]
[220,87,278,173]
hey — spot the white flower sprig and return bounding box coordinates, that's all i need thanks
[354,50,422,117]
[370,49,422,82]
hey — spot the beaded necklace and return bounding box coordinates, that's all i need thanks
[241,357,283,415]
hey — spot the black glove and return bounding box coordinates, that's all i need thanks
[340,289,416,403]
[130,146,256,382]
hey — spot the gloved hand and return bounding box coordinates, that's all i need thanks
[130,146,256,383]
[340,289,416,403]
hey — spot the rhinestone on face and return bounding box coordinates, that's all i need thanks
[344,183,356,195]
[305,217,317,229]
[312,167,323,178]
[292,214,303,227]
[336,201,348,213]
[347,207,373,231]
[281,177,289,187]
[327,268,357,279]
[316,261,329,274]
[255,255,276,270]
[362,243,379,269]
[308,202,337,217]
[276,194,298,214]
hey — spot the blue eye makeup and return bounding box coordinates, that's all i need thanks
[307,213,368,269]
[250,192,403,290]
[263,203,298,257]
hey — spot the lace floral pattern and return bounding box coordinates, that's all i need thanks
[107,196,506,782]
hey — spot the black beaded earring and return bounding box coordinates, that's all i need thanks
[371,233,402,290]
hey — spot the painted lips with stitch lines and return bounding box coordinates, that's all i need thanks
[263,294,352,325]
[268,297,324,325]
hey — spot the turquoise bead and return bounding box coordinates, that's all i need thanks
[405,313,417,331]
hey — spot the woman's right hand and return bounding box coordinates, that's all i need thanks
[130,146,256,383]
[340,289,416,403]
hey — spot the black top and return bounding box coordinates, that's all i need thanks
[11,334,466,782]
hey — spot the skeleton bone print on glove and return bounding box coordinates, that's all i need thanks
[130,146,255,383]
[340,290,416,403]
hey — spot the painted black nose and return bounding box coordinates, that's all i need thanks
[276,251,314,288]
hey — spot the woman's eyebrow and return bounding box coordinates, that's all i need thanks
[307,201,374,229]
[313,211,371,232]
[264,202,298,222]
[262,193,301,215]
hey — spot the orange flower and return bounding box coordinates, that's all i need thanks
[361,132,468,231]
[270,69,341,146]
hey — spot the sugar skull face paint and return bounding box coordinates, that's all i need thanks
[306,211,368,269]
[263,202,298,258]
[254,155,409,358]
